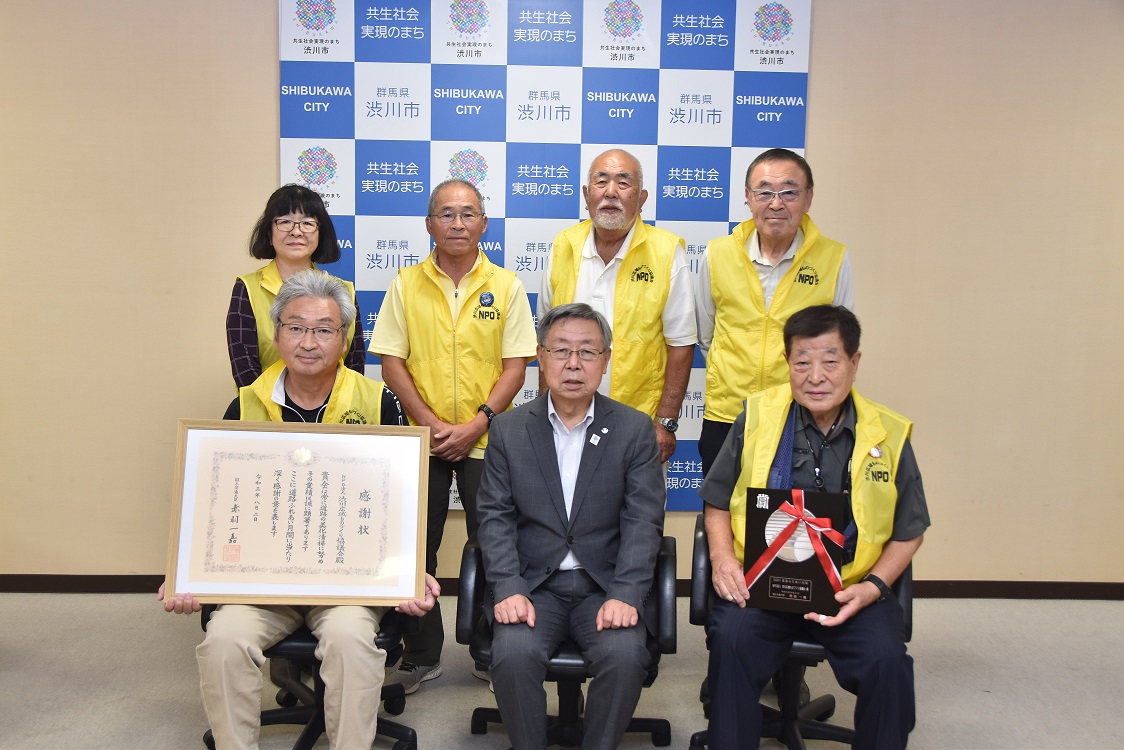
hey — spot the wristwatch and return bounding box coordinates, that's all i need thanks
[654,417,679,433]
[478,404,496,425]
[862,573,891,602]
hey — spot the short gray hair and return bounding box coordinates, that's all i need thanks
[537,303,612,350]
[427,179,486,216]
[269,269,356,333]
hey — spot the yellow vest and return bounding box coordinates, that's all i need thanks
[396,252,514,452]
[727,385,911,586]
[549,218,681,418]
[704,216,844,423]
[239,261,358,373]
[239,360,385,425]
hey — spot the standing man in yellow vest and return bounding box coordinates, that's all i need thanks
[700,305,928,750]
[696,148,854,475]
[370,179,538,692]
[539,149,696,463]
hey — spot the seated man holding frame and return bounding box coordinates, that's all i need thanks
[700,305,929,750]
[160,269,438,750]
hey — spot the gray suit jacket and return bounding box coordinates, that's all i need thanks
[476,393,665,624]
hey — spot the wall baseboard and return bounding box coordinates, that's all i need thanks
[2,575,1121,600]
[0,575,166,593]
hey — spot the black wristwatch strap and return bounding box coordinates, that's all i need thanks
[478,404,496,424]
[862,573,891,602]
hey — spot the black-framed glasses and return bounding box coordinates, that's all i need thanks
[747,188,806,204]
[543,347,604,362]
[274,218,320,233]
[277,323,343,342]
[428,211,483,225]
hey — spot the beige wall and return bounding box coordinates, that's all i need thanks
[3,1,1122,582]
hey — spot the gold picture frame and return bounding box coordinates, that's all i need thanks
[165,419,429,606]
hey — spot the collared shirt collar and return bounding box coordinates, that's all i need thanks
[794,393,856,442]
[581,219,639,264]
[429,247,484,279]
[748,227,804,267]
[546,393,596,434]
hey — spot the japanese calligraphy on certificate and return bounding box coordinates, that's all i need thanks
[166,420,429,606]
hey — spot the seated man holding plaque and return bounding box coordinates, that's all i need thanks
[160,269,439,750]
[699,305,929,750]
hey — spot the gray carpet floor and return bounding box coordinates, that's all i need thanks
[0,594,1119,749]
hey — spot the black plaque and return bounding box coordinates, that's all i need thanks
[743,488,848,616]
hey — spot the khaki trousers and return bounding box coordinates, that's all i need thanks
[197,604,387,750]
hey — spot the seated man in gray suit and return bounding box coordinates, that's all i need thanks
[476,302,666,750]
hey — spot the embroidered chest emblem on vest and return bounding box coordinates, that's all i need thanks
[630,264,655,283]
[863,457,892,483]
[473,304,502,322]
[340,409,368,424]
[795,265,820,285]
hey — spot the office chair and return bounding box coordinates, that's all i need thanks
[199,605,418,750]
[687,514,912,750]
[455,535,677,747]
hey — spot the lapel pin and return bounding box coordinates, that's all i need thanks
[870,446,882,458]
[590,435,601,445]
[601,428,608,433]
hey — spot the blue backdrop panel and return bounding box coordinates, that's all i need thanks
[279,0,812,512]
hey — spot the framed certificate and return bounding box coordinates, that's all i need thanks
[165,419,429,606]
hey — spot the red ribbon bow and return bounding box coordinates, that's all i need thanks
[744,489,846,593]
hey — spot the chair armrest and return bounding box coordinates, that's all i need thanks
[455,536,486,645]
[377,609,411,641]
[689,514,714,627]
[654,535,677,654]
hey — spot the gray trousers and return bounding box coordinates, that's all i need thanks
[490,569,650,750]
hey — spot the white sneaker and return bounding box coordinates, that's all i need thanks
[472,667,494,693]
[387,661,442,694]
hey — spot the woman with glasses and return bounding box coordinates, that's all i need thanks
[226,184,366,388]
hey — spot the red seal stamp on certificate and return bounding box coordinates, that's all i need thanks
[223,544,241,563]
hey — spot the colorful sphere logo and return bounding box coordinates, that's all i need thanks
[754,3,794,43]
[297,146,338,188]
[449,149,488,187]
[449,0,490,36]
[603,0,643,38]
[295,0,336,32]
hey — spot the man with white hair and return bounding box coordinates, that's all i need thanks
[539,149,696,464]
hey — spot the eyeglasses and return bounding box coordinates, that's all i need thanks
[274,218,320,233]
[747,188,806,204]
[543,347,604,362]
[277,323,343,342]
[428,211,483,225]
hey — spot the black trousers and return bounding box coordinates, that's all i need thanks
[706,598,915,750]
[699,418,735,478]
[403,456,484,666]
